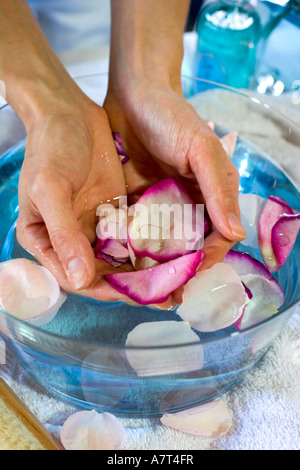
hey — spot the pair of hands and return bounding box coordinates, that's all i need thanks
[17,79,245,307]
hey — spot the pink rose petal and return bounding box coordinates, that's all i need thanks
[0,259,66,326]
[271,213,300,269]
[125,320,203,377]
[224,251,284,330]
[258,196,294,272]
[220,132,238,157]
[160,399,232,438]
[177,263,249,332]
[60,410,124,450]
[105,251,205,305]
[128,179,204,262]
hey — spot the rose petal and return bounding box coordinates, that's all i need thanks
[81,349,128,407]
[0,259,66,325]
[271,213,300,269]
[238,193,266,249]
[160,399,232,438]
[125,320,203,377]
[128,179,204,262]
[95,238,129,267]
[220,132,238,157]
[105,251,205,305]
[258,196,294,272]
[96,206,128,247]
[60,410,124,450]
[224,250,284,330]
[177,263,249,332]
[112,132,130,164]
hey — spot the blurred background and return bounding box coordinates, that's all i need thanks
[184,0,300,96]
[24,0,300,99]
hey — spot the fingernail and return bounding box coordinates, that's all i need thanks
[67,257,88,290]
[227,213,247,239]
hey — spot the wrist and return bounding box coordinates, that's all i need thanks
[6,62,90,131]
[108,0,189,99]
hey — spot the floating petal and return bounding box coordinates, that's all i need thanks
[0,259,66,326]
[258,196,294,272]
[224,250,284,330]
[220,132,238,157]
[125,320,203,377]
[238,193,266,248]
[177,263,249,332]
[271,213,300,269]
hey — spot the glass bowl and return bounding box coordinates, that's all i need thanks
[0,75,299,418]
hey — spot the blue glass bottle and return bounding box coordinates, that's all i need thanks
[194,0,261,91]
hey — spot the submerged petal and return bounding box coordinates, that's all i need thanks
[60,410,124,450]
[125,320,203,377]
[160,399,232,438]
[177,263,249,332]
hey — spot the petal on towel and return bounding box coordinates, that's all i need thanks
[60,410,124,451]
[0,258,66,325]
[160,399,232,438]
[177,263,249,332]
[125,321,203,377]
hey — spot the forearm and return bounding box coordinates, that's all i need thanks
[0,0,84,129]
[109,0,190,92]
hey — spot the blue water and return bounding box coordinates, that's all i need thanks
[0,136,299,416]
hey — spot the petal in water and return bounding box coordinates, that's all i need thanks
[60,410,124,450]
[125,321,203,377]
[224,250,284,330]
[238,193,266,249]
[105,251,205,305]
[220,132,238,157]
[258,196,294,272]
[177,263,249,332]
[0,259,66,326]
[271,213,300,270]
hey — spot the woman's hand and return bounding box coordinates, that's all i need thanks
[16,97,136,303]
[104,82,246,271]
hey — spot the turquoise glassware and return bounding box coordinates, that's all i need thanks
[194,0,261,89]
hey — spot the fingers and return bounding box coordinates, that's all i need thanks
[188,126,246,242]
[19,173,96,291]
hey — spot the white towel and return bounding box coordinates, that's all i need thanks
[0,48,299,451]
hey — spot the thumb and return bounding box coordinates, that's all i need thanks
[32,177,96,290]
[189,134,246,241]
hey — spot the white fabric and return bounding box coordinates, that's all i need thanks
[28,0,111,52]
